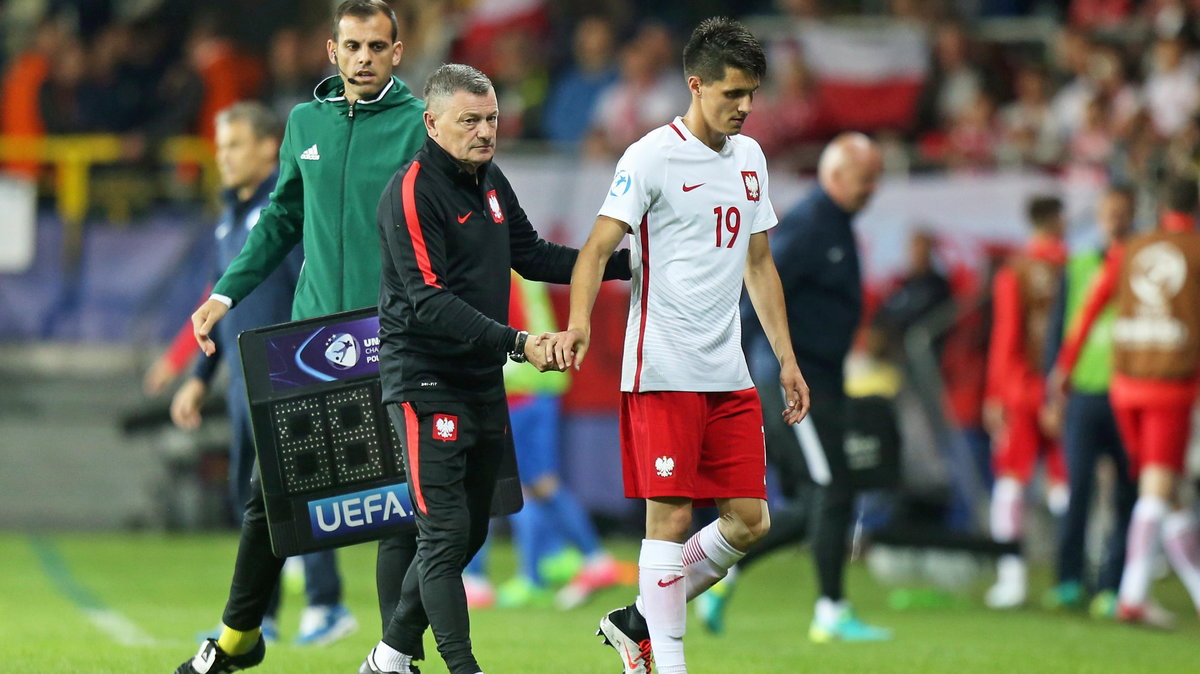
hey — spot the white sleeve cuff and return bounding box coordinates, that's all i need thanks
[209,293,233,308]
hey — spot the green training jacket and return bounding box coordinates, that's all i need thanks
[1063,249,1116,393]
[213,75,426,319]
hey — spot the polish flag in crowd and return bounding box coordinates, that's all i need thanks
[794,22,929,131]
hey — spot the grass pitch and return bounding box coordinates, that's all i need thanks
[1,532,1195,673]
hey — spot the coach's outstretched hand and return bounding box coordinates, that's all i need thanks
[191,298,229,357]
[780,360,810,425]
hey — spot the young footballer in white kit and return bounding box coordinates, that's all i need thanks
[544,17,809,674]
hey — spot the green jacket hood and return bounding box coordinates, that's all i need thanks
[312,75,420,111]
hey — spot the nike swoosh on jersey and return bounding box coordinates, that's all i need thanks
[457,212,473,224]
[682,182,705,192]
[657,575,683,587]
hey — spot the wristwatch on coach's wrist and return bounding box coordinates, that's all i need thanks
[509,330,529,363]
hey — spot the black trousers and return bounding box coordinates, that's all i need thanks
[382,399,508,674]
[1056,392,1136,592]
[221,466,419,639]
[742,381,853,602]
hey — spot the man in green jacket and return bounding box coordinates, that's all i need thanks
[176,2,426,672]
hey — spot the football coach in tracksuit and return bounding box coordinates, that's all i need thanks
[360,63,631,674]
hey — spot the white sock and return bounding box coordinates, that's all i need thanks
[814,596,844,626]
[1162,510,1200,612]
[1047,482,1070,518]
[1119,496,1168,607]
[682,520,745,601]
[638,539,686,672]
[990,477,1024,542]
[995,554,1026,587]
[370,642,412,672]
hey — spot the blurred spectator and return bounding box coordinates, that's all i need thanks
[1065,94,1116,187]
[391,0,453,90]
[490,29,550,140]
[1148,0,1195,39]
[1142,35,1200,137]
[542,15,619,147]
[1,18,62,177]
[262,27,311,120]
[584,23,686,158]
[915,20,983,137]
[876,230,954,353]
[997,64,1061,167]
[185,16,265,140]
[84,22,140,133]
[1165,112,1200,179]
[1050,27,1096,140]
[945,92,1000,170]
[1075,44,1141,141]
[38,40,97,133]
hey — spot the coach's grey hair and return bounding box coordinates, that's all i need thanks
[423,64,493,113]
[215,101,283,141]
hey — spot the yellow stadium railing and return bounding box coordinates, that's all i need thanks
[0,134,217,257]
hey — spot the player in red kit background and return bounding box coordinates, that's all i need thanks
[1054,178,1200,628]
[983,195,1071,608]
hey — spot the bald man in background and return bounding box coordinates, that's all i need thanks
[698,133,892,642]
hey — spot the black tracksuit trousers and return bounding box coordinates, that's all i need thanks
[382,398,507,674]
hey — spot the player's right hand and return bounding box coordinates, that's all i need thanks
[170,377,207,430]
[192,298,229,356]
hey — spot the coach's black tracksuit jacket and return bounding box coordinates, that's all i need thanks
[378,136,629,403]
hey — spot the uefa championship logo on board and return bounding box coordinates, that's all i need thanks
[324,333,360,369]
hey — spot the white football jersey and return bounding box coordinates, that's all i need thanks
[599,116,777,393]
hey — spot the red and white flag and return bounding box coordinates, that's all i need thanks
[795,23,929,130]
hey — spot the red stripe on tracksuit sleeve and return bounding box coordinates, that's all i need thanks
[401,161,441,288]
[633,215,650,393]
[401,402,428,515]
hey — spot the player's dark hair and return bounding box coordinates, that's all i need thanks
[215,101,283,142]
[333,0,398,42]
[424,63,493,110]
[1163,177,1199,213]
[1027,195,1063,228]
[682,17,766,83]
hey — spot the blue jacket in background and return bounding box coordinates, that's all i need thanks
[746,186,861,393]
[193,172,304,386]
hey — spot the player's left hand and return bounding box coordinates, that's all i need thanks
[526,333,566,372]
[780,361,810,424]
[543,328,590,371]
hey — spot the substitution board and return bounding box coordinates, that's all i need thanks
[240,307,522,556]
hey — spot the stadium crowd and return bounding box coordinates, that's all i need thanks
[5,0,1200,181]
